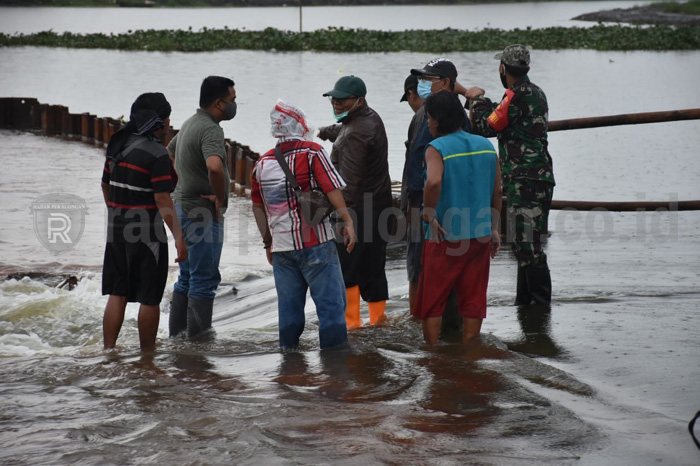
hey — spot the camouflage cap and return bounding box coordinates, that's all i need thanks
[494,44,530,68]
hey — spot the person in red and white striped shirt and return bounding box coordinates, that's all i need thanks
[252,100,356,350]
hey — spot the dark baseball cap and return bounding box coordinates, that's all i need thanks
[411,58,458,81]
[400,74,418,102]
[323,75,367,99]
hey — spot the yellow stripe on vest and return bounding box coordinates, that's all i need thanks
[442,149,496,161]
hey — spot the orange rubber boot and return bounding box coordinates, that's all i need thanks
[345,286,361,330]
[368,300,387,325]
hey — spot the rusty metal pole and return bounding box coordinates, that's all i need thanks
[549,108,700,132]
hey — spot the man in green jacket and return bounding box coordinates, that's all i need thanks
[318,75,393,329]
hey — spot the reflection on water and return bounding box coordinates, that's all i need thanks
[505,305,565,359]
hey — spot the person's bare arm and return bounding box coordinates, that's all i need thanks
[422,146,446,242]
[154,192,188,263]
[101,182,110,207]
[252,202,273,265]
[201,155,227,222]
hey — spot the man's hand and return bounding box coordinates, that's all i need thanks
[201,194,226,222]
[341,222,357,253]
[174,239,188,263]
[265,247,273,265]
[490,230,501,258]
[465,86,486,100]
[425,217,446,243]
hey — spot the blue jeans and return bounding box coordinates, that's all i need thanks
[272,241,348,350]
[173,202,224,301]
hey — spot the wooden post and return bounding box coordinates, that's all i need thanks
[550,199,700,211]
[69,114,82,140]
[101,118,111,146]
[81,113,94,142]
[225,141,235,180]
[235,146,246,194]
[107,118,120,144]
[53,105,68,136]
[94,117,104,145]
[245,156,253,191]
[0,98,9,128]
[549,108,700,132]
[40,104,51,136]
[61,111,72,139]
[1,98,40,130]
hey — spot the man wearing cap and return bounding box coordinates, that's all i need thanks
[400,74,423,114]
[404,58,469,326]
[318,75,393,330]
[399,74,423,232]
[464,45,555,305]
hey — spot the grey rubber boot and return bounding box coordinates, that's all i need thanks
[186,298,214,339]
[169,291,188,338]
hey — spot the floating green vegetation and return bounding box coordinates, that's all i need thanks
[1,25,699,52]
[652,0,700,16]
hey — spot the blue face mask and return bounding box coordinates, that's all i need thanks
[417,79,433,100]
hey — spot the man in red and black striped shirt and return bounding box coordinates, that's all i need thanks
[101,92,187,351]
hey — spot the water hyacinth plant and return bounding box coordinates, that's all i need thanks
[1,25,699,52]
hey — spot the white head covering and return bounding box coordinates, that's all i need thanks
[270,99,315,141]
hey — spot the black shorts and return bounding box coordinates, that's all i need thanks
[102,241,169,305]
[335,210,389,302]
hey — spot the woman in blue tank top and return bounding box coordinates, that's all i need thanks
[417,90,502,345]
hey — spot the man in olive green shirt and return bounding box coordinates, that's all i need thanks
[168,75,236,339]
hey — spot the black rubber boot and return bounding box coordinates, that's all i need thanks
[187,298,214,339]
[526,265,552,305]
[514,265,532,306]
[168,291,188,338]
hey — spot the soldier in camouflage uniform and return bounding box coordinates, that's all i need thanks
[462,44,555,305]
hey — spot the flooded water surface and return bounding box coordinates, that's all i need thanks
[0,2,654,34]
[1,3,700,465]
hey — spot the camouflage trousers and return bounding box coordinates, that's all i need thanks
[505,179,554,269]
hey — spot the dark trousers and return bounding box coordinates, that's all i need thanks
[336,209,389,302]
